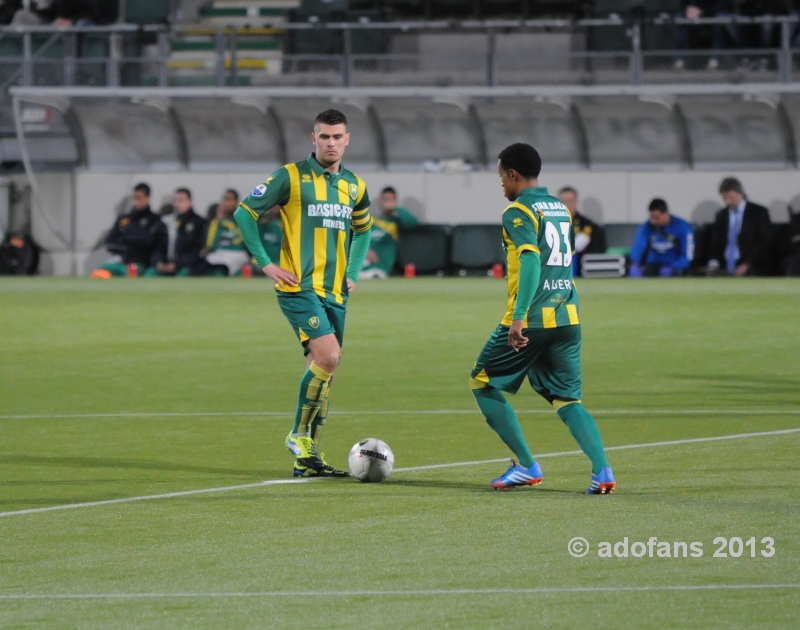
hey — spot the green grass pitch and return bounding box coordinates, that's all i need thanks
[0,277,798,629]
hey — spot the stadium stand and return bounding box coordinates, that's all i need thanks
[0,1,799,275]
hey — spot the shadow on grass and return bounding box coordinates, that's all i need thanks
[0,454,271,478]
[385,478,579,495]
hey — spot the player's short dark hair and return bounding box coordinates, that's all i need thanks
[648,198,669,213]
[498,143,542,179]
[175,187,191,200]
[134,182,150,197]
[381,186,397,197]
[719,177,744,195]
[315,109,347,127]
[224,188,239,201]
[559,186,577,197]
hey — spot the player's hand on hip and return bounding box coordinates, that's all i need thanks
[346,278,356,293]
[262,263,299,289]
[508,320,528,352]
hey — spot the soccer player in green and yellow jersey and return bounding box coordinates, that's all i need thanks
[234,109,373,478]
[470,143,616,494]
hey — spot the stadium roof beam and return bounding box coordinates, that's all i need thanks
[13,84,800,100]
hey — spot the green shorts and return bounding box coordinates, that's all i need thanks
[276,291,346,352]
[471,324,582,402]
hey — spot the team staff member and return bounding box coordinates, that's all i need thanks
[205,189,250,276]
[558,186,606,275]
[629,198,694,277]
[234,109,373,478]
[91,183,166,278]
[360,186,419,279]
[470,143,615,494]
[707,178,774,277]
[148,188,206,277]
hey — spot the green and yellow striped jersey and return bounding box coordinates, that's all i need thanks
[205,217,246,252]
[238,153,372,304]
[502,186,580,329]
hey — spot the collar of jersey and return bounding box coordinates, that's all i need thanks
[308,153,344,180]
[518,186,548,198]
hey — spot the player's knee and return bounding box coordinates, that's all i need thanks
[316,351,340,374]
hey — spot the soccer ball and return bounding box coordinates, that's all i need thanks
[348,438,394,483]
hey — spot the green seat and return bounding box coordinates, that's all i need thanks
[126,0,170,24]
[346,10,386,55]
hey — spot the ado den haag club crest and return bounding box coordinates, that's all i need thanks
[308,316,320,329]
[349,183,358,201]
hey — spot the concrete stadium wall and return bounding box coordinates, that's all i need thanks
[29,168,800,276]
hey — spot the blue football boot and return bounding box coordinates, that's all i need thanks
[491,459,543,490]
[587,466,616,494]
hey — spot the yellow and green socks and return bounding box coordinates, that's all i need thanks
[310,390,329,443]
[472,385,536,468]
[554,400,609,474]
[292,362,332,437]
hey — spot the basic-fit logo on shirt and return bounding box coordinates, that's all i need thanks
[307,203,353,231]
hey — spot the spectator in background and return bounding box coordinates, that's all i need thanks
[90,182,167,278]
[147,188,206,277]
[360,186,419,279]
[558,186,606,275]
[673,2,717,70]
[204,188,249,276]
[12,0,112,26]
[0,1,21,25]
[707,177,773,276]
[629,198,694,277]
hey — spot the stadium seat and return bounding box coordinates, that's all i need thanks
[603,223,640,256]
[397,225,451,275]
[126,0,170,24]
[346,10,387,55]
[450,224,504,273]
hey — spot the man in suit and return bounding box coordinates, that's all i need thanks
[558,186,606,277]
[707,178,774,277]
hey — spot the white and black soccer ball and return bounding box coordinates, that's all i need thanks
[348,438,394,483]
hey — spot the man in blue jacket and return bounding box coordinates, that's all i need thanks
[629,198,694,277]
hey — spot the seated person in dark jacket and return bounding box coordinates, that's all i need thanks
[629,198,694,277]
[707,178,774,277]
[558,186,606,275]
[146,188,207,277]
[91,182,167,278]
[778,208,800,277]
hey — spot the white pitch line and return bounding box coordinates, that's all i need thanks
[0,479,310,518]
[1,409,799,420]
[391,427,800,472]
[0,584,797,600]
[0,427,797,519]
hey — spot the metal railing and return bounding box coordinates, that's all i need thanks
[0,16,799,90]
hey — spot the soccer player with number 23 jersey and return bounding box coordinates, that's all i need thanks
[470,143,616,494]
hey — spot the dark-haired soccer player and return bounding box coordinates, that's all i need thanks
[470,143,615,494]
[234,109,372,477]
